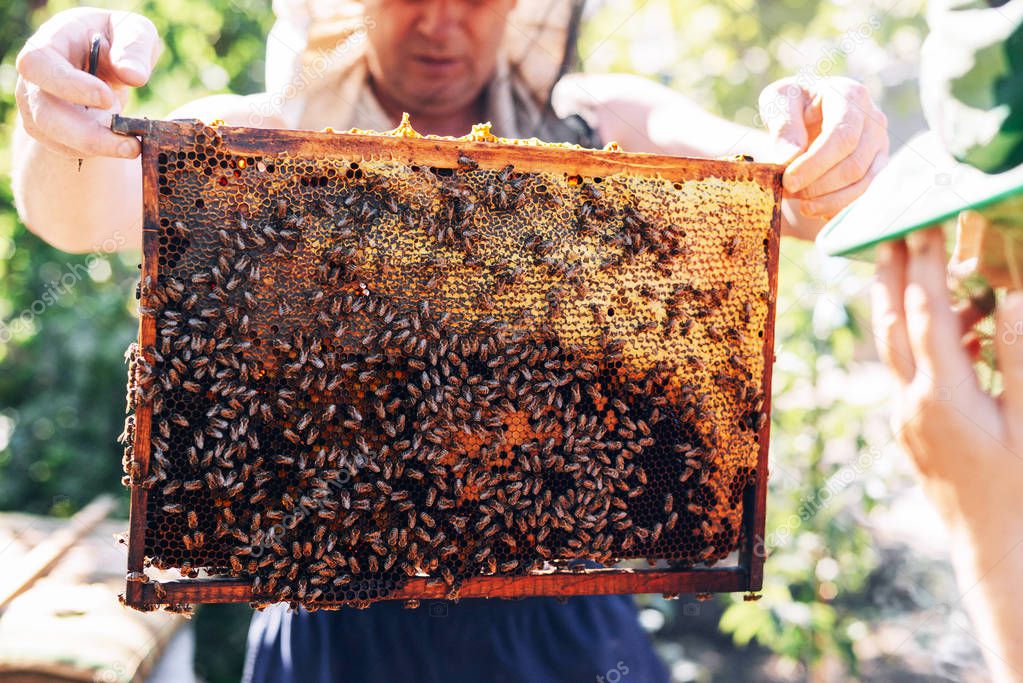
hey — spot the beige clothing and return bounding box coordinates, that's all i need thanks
[299,54,533,138]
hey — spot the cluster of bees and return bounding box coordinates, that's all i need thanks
[121,123,771,610]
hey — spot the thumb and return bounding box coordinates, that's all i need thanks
[995,291,1023,433]
[108,12,160,87]
[758,78,810,163]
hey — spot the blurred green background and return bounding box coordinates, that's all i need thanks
[0,0,984,681]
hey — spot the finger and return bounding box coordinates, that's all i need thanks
[24,85,139,159]
[16,40,114,109]
[784,87,869,195]
[758,78,809,163]
[872,241,915,384]
[995,291,1023,433]
[954,287,996,334]
[796,124,886,198]
[903,227,976,384]
[799,150,887,220]
[15,77,88,158]
[107,12,160,87]
[803,92,823,133]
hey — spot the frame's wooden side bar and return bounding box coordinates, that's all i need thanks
[739,175,785,591]
[124,131,164,608]
[142,568,749,605]
[111,116,785,186]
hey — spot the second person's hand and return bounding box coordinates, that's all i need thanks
[871,227,1023,536]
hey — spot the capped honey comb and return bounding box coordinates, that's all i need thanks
[114,114,783,611]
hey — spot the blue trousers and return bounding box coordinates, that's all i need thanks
[242,594,669,683]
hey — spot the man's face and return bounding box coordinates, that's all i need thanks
[363,0,516,116]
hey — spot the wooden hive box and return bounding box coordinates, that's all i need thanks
[113,114,783,611]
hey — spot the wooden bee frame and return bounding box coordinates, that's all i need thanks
[114,115,782,610]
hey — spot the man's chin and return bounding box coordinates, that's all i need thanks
[405,89,480,117]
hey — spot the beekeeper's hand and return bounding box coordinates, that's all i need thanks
[760,76,889,221]
[15,7,161,159]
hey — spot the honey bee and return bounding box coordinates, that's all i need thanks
[636,321,657,333]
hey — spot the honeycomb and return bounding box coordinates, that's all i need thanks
[118,115,782,610]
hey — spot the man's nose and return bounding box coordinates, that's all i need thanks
[417,0,462,42]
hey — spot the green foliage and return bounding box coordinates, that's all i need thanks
[0,209,138,515]
[580,0,927,124]
[0,0,274,515]
[717,243,884,674]
[193,603,252,682]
